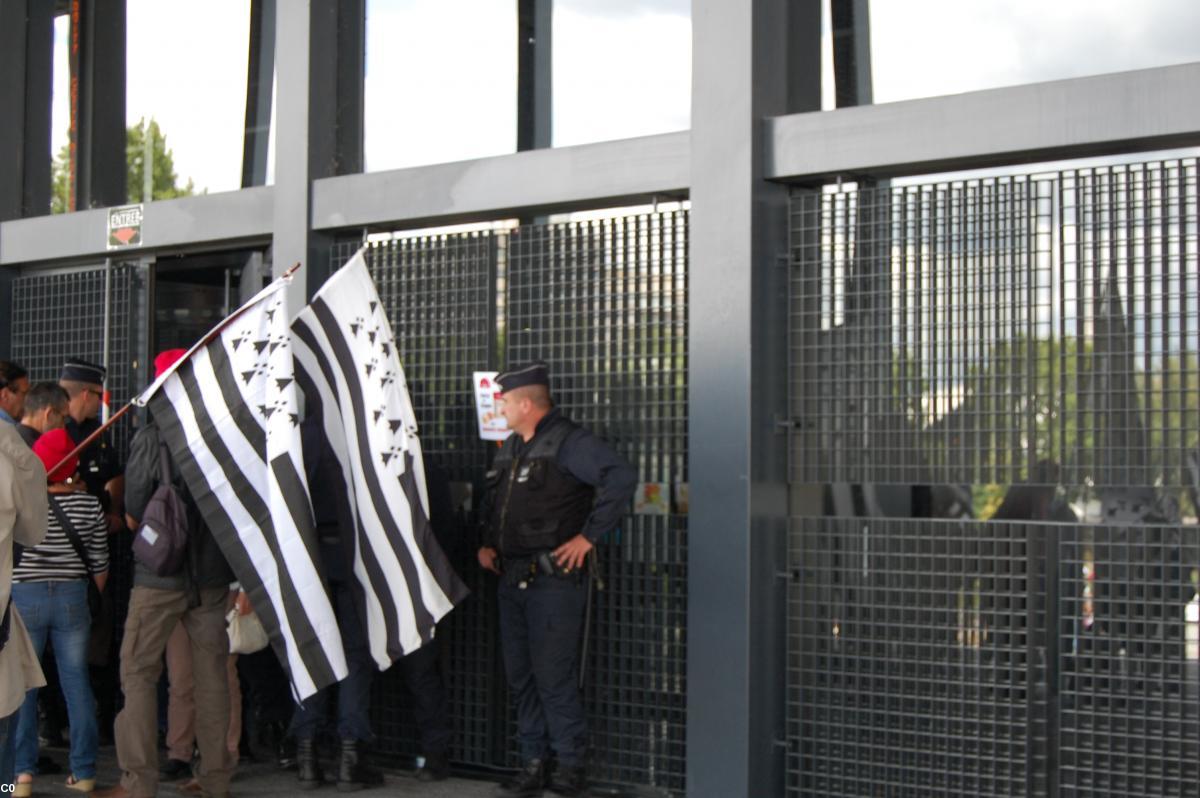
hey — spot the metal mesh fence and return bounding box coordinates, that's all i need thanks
[9,261,147,725]
[790,160,1199,499]
[334,210,689,795]
[1058,523,1200,797]
[10,263,141,456]
[507,211,689,794]
[787,157,1200,798]
[331,235,501,767]
[788,517,1038,798]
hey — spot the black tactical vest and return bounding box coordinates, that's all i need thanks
[487,414,595,556]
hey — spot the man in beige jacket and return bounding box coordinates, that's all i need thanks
[0,422,48,786]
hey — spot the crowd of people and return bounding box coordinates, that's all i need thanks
[0,356,635,798]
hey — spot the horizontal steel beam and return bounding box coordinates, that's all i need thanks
[6,64,1198,266]
[0,187,274,266]
[766,62,1200,181]
[311,131,690,230]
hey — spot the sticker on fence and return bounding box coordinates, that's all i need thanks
[473,371,511,441]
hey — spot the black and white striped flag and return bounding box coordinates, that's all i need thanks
[292,250,469,668]
[136,276,348,700]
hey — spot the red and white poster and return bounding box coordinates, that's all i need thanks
[473,372,512,441]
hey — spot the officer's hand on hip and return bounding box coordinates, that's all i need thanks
[554,534,593,572]
[478,546,501,574]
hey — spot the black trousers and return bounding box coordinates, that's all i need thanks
[399,633,453,757]
[497,576,588,767]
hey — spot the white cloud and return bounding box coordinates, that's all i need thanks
[551,6,691,146]
[125,0,251,194]
[869,0,1200,104]
[363,0,517,171]
[555,0,689,20]
[49,0,1200,195]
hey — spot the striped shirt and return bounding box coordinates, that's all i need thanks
[14,491,109,582]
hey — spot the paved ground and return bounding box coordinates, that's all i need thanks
[22,745,501,797]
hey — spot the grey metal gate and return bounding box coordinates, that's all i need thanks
[9,261,149,728]
[787,158,1200,796]
[10,263,146,455]
[334,207,689,795]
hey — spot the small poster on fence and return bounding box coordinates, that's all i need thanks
[473,371,512,441]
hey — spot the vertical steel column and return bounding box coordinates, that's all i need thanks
[688,1,818,796]
[241,0,276,188]
[0,0,53,354]
[334,0,365,176]
[0,0,54,221]
[0,267,11,357]
[830,0,874,108]
[517,0,552,151]
[72,0,126,210]
[273,0,363,300]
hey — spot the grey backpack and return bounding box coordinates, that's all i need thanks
[132,441,189,576]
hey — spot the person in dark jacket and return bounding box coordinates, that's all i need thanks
[477,361,636,797]
[93,350,236,798]
[396,453,458,782]
[58,359,123,535]
[288,415,384,792]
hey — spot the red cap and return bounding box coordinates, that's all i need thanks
[154,349,187,378]
[33,427,79,484]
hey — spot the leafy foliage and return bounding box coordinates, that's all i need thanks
[51,117,196,213]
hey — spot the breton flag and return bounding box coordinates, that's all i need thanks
[291,250,469,668]
[136,275,348,700]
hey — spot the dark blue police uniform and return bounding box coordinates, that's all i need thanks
[65,416,119,510]
[483,377,636,789]
[59,358,120,513]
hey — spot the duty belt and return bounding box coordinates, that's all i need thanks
[501,551,581,589]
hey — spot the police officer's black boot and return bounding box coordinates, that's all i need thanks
[498,758,546,797]
[296,737,322,790]
[337,738,384,792]
[548,763,588,796]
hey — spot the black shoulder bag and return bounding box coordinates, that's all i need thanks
[48,497,104,620]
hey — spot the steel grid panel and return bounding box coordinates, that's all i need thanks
[507,211,689,795]
[787,516,1037,798]
[1057,523,1200,798]
[10,264,138,456]
[331,236,501,767]
[789,159,1199,498]
[10,262,143,722]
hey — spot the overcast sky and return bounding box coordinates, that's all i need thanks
[50,0,1200,198]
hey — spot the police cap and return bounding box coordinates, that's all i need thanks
[61,357,107,385]
[496,360,549,393]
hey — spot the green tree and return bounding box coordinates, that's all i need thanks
[51,117,196,213]
[946,336,1199,518]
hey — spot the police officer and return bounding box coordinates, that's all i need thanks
[58,358,123,533]
[477,361,636,797]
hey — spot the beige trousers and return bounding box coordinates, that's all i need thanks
[114,587,234,798]
[165,620,242,763]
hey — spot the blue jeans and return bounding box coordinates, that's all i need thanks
[11,580,98,779]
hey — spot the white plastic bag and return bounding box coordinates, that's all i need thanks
[226,607,269,654]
